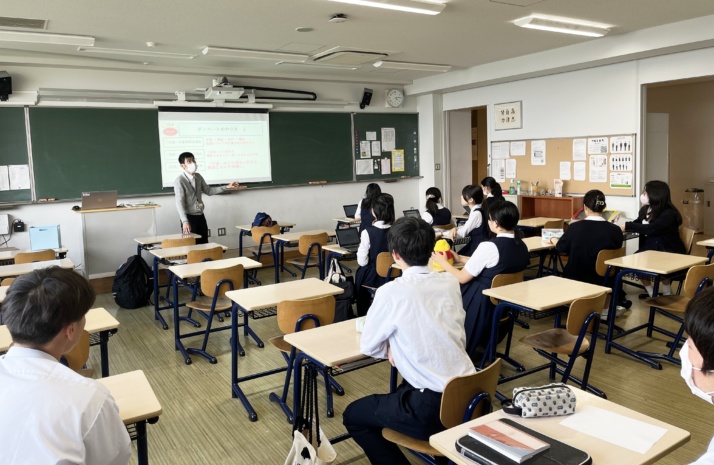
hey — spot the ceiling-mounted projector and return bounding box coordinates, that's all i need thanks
[205,86,244,101]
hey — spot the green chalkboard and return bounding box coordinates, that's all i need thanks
[0,107,31,203]
[353,113,419,180]
[30,108,164,200]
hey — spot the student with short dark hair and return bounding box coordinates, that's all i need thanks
[174,151,240,244]
[0,267,131,465]
[444,184,486,256]
[422,187,453,231]
[354,183,382,233]
[355,193,395,316]
[433,200,530,356]
[343,217,476,465]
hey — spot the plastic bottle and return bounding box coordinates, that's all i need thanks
[516,180,521,195]
[509,179,515,195]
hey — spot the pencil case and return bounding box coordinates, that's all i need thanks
[502,383,576,418]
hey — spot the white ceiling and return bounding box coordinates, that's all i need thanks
[3,0,714,86]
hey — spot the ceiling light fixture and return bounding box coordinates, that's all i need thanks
[514,15,610,37]
[0,29,94,46]
[373,60,451,72]
[276,61,359,70]
[328,0,445,15]
[77,47,195,59]
[202,46,309,62]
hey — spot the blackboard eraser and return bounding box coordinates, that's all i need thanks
[38,198,57,202]
[384,179,398,183]
[308,181,327,185]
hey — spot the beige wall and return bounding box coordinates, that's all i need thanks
[648,81,714,234]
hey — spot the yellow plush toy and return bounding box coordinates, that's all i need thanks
[432,239,454,272]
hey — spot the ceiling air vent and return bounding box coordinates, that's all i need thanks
[312,46,390,65]
[0,16,48,29]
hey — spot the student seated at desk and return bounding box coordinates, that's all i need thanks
[343,217,476,465]
[421,187,454,231]
[622,180,685,298]
[355,193,395,316]
[0,267,130,465]
[443,184,486,256]
[433,200,530,357]
[481,176,504,224]
[355,182,381,233]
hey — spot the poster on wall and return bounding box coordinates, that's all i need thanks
[510,141,526,156]
[573,139,587,161]
[492,159,506,182]
[610,172,633,189]
[392,149,405,172]
[494,101,522,130]
[609,154,633,172]
[381,128,396,152]
[531,140,546,165]
[560,161,572,181]
[610,135,633,153]
[371,141,381,157]
[574,161,586,181]
[506,159,517,179]
[491,141,510,159]
[588,137,609,155]
[360,141,371,158]
[356,159,373,175]
[589,155,608,183]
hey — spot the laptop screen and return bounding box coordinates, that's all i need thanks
[403,209,421,219]
[343,204,358,218]
[335,227,360,247]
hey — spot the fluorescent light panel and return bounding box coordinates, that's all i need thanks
[329,0,445,15]
[514,16,610,37]
[276,61,359,70]
[0,29,94,46]
[202,47,308,62]
[77,47,195,59]
[373,60,451,72]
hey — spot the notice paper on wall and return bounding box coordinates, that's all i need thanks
[610,154,632,172]
[356,159,374,175]
[610,172,633,189]
[381,158,391,175]
[492,159,506,182]
[510,141,526,156]
[9,164,31,190]
[589,155,608,183]
[560,161,572,180]
[382,128,396,152]
[506,159,517,179]
[366,131,377,141]
[0,166,9,191]
[574,161,586,181]
[392,149,405,172]
[371,141,381,157]
[588,137,609,155]
[610,135,633,153]
[573,139,587,161]
[531,140,546,165]
[360,141,371,158]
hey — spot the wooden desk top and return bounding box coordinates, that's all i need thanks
[429,389,689,465]
[604,250,707,275]
[697,238,714,248]
[225,278,344,311]
[134,233,200,246]
[518,217,565,228]
[454,214,468,221]
[524,236,556,252]
[273,229,336,242]
[97,370,162,424]
[0,307,119,352]
[0,248,68,261]
[482,276,611,311]
[149,242,227,259]
[333,217,360,224]
[236,223,296,232]
[284,320,366,367]
[169,257,262,279]
[0,259,74,278]
[74,205,159,214]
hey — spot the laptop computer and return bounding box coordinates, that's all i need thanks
[343,204,358,219]
[403,209,421,219]
[335,227,361,253]
[29,225,61,251]
[82,190,118,211]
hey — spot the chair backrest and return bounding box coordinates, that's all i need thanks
[63,330,90,372]
[298,233,328,256]
[433,223,455,231]
[14,249,55,264]
[682,264,714,298]
[187,246,223,264]
[543,219,564,230]
[679,226,696,255]
[566,292,608,336]
[375,251,401,279]
[0,278,15,286]
[251,225,280,247]
[276,295,336,335]
[440,359,503,428]
[200,264,244,298]
[595,247,626,277]
[162,237,196,249]
[489,272,524,306]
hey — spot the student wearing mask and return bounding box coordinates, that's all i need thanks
[481,176,504,222]
[174,152,240,244]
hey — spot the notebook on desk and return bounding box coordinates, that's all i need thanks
[335,227,360,253]
[343,204,358,219]
[403,209,421,219]
[81,190,118,211]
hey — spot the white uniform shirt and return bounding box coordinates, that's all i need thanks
[585,216,606,222]
[464,233,515,277]
[357,220,391,266]
[454,204,483,239]
[691,437,714,465]
[422,204,455,231]
[0,347,131,465]
[360,266,476,392]
[354,197,365,219]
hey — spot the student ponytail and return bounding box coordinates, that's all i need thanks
[425,187,441,216]
[584,189,607,213]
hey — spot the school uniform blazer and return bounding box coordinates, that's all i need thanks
[556,218,624,285]
[626,206,685,254]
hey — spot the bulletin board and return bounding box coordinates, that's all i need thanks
[490,134,636,197]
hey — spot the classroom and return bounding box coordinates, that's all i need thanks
[2,1,714,464]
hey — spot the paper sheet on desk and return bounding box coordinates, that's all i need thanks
[560,405,667,454]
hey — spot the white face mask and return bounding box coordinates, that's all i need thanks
[640,193,649,206]
[185,163,197,174]
[680,343,714,404]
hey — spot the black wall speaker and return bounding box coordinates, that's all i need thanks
[359,87,373,109]
[0,71,12,101]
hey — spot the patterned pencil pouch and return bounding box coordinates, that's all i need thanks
[502,383,576,418]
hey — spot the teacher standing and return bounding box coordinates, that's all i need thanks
[174,152,239,244]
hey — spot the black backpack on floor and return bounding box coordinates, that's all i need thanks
[112,255,152,309]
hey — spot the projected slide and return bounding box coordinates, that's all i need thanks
[158,109,272,187]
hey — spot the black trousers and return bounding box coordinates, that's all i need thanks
[343,380,443,465]
[185,213,208,244]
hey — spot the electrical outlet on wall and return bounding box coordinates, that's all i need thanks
[207,229,211,237]
[218,228,226,236]
[435,163,441,170]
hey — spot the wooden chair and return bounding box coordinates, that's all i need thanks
[363,251,402,297]
[595,247,628,336]
[643,264,714,365]
[184,246,225,321]
[433,223,455,231]
[159,237,197,302]
[485,272,525,371]
[268,296,344,421]
[62,330,92,376]
[248,225,280,285]
[543,220,565,274]
[381,359,502,464]
[519,292,608,398]
[184,264,244,363]
[285,233,328,279]
[0,278,14,286]
[680,225,696,255]
[14,249,55,264]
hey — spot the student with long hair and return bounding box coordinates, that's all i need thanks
[355,183,382,233]
[481,176,504,222]
[443,185,486,256]
[421,187,453,231]
[623,180,685,297]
